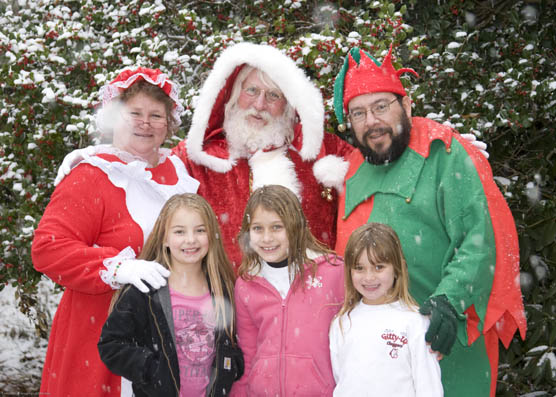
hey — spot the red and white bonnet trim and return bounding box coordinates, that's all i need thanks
[99,67,185,125]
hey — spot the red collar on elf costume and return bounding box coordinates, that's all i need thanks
[333,45,419,131]
[98,67,184,125]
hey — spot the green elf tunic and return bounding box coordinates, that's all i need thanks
[336,117,526,397]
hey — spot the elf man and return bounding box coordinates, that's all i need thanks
[334,46,526,396]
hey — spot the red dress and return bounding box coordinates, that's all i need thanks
[32,151,198,397]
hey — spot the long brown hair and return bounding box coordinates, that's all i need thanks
[337,223,417,329]
[237,185,332,287]
[110,194,237,340]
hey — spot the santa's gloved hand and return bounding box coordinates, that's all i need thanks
[54,145,108,186]
[461,133,489,159]
[114,259,170,293]
[419,295,458,355]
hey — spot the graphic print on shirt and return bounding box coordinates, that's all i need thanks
[173,304,215,380]
[381,329,408,359]
[306,275,323,289]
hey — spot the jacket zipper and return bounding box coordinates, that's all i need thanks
[148,296,180,396]
[253,260,332,395]
[254,276,292,397]
[279,298,287,396]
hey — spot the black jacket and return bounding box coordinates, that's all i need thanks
[98,282,243,397]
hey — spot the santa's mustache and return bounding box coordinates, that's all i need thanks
[245,108,271,123]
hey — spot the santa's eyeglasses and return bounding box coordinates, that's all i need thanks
[242,86,284,103]
[122,111,167,129]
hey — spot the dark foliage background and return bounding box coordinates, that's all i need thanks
[0,0,554,394]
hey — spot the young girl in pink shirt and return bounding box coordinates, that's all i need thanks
[231,185,344,396]
[98,194,243,396]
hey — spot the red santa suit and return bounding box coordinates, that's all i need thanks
[32,149,199,397]
[172,43,354,269]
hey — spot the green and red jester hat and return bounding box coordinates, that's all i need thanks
[333,45,418,132]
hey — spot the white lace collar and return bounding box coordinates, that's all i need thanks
[95,145,172,167]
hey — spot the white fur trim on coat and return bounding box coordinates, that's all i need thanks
[248,148,301,199]
[187,42,324,172]
[312,155,349,193]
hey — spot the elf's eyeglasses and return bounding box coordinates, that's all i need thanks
[348,98,398,123]
[122,111,167,129]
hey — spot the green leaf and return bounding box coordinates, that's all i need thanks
[388,3,395,16]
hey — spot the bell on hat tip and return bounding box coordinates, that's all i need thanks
[338,123,347,133]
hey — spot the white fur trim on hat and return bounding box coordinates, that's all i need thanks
[312,155,349,193]
[187,42,324,172]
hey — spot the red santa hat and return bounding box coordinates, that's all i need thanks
[186,42,325,173]
[184,42,349,197]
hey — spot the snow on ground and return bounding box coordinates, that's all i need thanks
[0,279,62,393]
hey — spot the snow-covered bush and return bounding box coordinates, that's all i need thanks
[0,0,554,393]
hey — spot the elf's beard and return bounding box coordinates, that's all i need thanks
[353,110,412,165]
[224,104,295,158]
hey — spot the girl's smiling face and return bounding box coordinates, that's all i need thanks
[248,206,289,263]
[165,207,209,269]
[351,252,395,305]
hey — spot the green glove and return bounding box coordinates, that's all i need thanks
[419,295,458,355]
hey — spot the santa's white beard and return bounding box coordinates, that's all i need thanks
[223,105,294,159]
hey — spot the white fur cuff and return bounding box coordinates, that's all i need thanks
[100,246,137,290]
[312,155,349,193]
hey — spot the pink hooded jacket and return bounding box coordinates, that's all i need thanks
[231,254,344,396]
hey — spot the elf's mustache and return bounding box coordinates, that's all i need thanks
[362,127,393,142]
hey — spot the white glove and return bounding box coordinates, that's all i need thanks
[461,133,489,159]
[54,145,108,186]
[114,259,171,293]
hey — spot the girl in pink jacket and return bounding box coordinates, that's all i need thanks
[231,185,344,396]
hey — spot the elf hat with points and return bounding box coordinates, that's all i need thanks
[333,45,419,131]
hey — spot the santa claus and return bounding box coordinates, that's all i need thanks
[171,42,354,268]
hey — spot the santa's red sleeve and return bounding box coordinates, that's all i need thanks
[322,132,355,158]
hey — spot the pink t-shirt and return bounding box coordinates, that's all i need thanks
[170,288,216,397]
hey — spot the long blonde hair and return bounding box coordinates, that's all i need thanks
[237,185,332,287]
[110,194,237,340]
[337,223,417,328]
